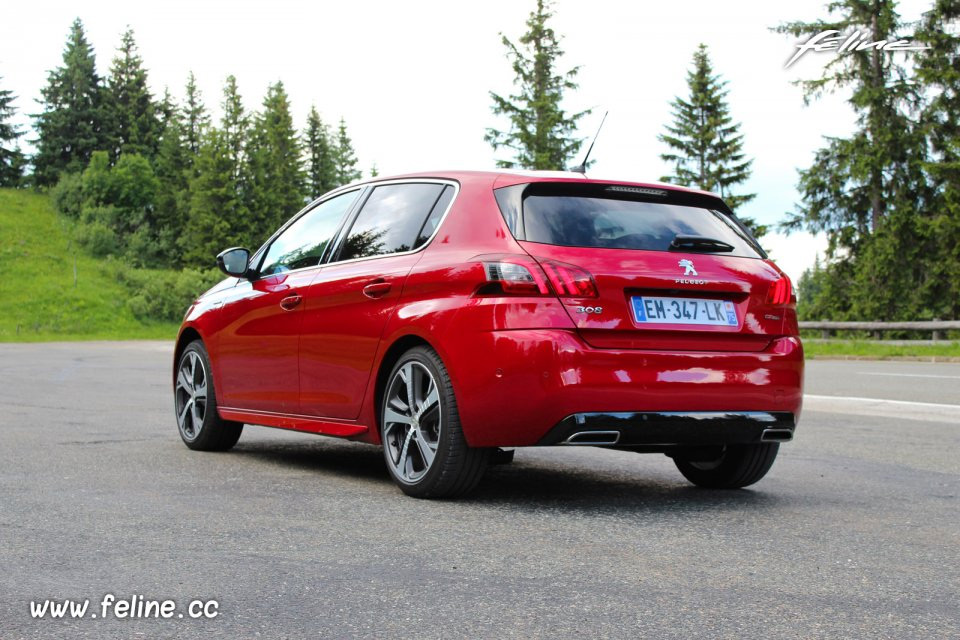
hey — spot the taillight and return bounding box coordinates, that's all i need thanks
[540,259,598,298]
[481,260,550,296]
[768,275,794,305]
[474,255,597,298]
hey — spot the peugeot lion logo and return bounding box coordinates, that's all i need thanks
[675,259,706,285]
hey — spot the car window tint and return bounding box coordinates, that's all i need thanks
[414,185,454,249]
[260,190,359,276]
[337,183,445,261]
[523,196,762,258]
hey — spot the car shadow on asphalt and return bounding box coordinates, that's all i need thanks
[232,437,390,481]
[472,461,784,515]
[229,436,785,514]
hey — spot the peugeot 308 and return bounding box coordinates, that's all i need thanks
[173,171,803,498]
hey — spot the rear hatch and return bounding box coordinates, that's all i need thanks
[496,181,790,352]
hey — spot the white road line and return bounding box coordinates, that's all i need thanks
[803,394,960,423]
[804,394,960,410]
[858,372,960,380]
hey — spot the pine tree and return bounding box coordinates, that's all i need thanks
[153,99,192,265]
[0,76,24,187]
[485,0,589,170]
[32,18,110,186]
[184,127,244,266]
[182,76,250,265]
[245,81,305,243]
[182,71,209,158]
[776,1,930,320]
[915,0,960,320]
[659,44,760,235]
[156,88,176,129]
[778,2,918,238]
[304,106,336,198]
[333,117,361,187]
[220,75,248,187]
[105,28,161,160]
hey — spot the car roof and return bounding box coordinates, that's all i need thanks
[348,169,721,200]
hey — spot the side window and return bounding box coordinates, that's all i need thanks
[414,185,454,249]
[259,190,359,276]
[336,183,445,262]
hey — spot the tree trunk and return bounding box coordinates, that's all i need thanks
[869,12,884,233]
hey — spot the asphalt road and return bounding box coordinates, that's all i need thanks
[1,342,958,639]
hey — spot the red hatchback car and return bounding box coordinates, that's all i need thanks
[173,170,803,497]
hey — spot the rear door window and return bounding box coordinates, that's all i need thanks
[335,183,448,262]
[414,185,454,249]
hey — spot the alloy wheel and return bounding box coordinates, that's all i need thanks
[383,361,441,483]
[175,351,207,442]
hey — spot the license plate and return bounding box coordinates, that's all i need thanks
[631,296,738,326]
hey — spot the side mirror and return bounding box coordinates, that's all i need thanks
[216,247,251,278]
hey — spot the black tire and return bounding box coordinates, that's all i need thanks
[674,443,779,489]
[380,346,489,498]
[174,340,243,452]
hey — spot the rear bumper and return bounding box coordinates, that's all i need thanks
[538,411,795,447]
[446,329,804,447]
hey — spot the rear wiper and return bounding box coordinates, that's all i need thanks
[669,235,735,253]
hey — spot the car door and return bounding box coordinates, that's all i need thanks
[215,189,362,414]
[298,181,455,419]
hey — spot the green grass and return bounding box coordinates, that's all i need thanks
[804,340,960,359]
[0,188,179,342]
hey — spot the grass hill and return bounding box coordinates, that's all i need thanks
[0,188,179,341]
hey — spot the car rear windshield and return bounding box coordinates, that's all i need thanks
[523,195,760,258]
[509,190,763,258]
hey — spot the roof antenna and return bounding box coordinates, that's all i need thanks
[569,111,608,174]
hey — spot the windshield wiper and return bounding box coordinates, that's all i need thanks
[669,235,735,253]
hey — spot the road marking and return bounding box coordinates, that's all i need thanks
[803,394,960,423]
[858,372,960,380]
[805,394,960,410]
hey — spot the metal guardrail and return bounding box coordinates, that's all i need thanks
[800,320,960,340]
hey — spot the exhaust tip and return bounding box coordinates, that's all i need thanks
[563,430,621,446]
[761,428,793,443]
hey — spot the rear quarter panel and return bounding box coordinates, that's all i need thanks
[354,174,536,443]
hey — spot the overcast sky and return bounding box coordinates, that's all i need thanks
[0,0,934,285]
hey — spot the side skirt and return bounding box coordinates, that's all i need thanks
[217,407,369,438]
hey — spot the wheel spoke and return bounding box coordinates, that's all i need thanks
[413,431,436,467]
[402,363,416,411]
[398,428,414,479]
[384,407,413,425]
[190,401,202,434]
[178,398,192,428]
[177,368,192,393]
[418,382,439,418]
[193,381,207,402]
[383,422,404,462]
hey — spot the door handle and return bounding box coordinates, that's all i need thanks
[280,294,303,311]
[362,280,392,299]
